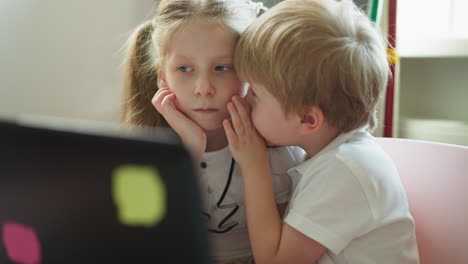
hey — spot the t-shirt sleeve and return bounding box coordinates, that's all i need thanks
[284,160,375,254]
[268,146,306,204]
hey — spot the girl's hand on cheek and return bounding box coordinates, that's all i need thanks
[223,96,268,171]
[152,87,206,164]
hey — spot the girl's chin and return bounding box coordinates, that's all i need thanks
[197,122,224,132]
[194,118,226,131]
[201,125,224,133]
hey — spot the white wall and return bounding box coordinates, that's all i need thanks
[0,0,155,122]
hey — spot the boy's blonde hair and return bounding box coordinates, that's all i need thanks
[235,0,390,132]
[121,0,265,127]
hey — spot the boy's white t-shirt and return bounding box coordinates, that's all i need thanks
[199,145,305,261]
[284,128,420,264]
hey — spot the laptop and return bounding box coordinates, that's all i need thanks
[0,116,212,263]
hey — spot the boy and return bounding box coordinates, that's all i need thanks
[222,0,420,263]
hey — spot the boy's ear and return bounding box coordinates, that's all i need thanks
[298,105,324,135]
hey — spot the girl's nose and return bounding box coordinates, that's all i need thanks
[194,74,215,96]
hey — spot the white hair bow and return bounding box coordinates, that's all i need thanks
[223,0,267,34]
[248,0,266,16]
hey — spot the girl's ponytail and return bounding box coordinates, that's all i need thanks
[120,21,168,127]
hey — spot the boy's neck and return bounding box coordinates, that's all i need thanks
[205,127,228,152]
[300,122,341,159]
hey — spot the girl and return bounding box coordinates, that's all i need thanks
[120,1,305,263]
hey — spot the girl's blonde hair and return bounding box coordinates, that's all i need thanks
[236,0,390,132]
[121,0,265,127]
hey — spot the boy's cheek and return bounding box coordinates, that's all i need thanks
[251,113,263,132]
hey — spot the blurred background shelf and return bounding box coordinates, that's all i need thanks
[394,0,468,146]
[399,37,468,58]
[400,117,468,146]
[396,57,468,146]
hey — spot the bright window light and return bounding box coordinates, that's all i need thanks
[398,0,468,38]
[453,0,468,36]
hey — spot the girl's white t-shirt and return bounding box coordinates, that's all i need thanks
[198,145,305,261]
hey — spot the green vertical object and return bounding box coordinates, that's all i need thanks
[368,0,383,24]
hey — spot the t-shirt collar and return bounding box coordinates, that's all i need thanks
[288,125,369,176]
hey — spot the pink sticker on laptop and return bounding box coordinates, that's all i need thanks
[2,221,42,264]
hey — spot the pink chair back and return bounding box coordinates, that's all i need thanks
[375,137,468,264]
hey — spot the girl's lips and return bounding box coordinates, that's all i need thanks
[194,108,217,113]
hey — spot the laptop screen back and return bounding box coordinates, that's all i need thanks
[0,118,211,264]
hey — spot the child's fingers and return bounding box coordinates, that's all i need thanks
[232,96,251,128]
[227,101,243,134]
[154,87,171,98]
[153,92,175,115]
[223,119,238,147]
[152,89,172,106]
[158,86,170,91]
[160,93,176,110]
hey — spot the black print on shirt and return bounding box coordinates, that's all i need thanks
[203,158,239,233]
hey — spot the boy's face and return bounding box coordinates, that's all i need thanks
[161,19,242,132]
[245,83,301,146]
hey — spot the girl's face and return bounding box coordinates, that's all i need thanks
[161,19,242,132]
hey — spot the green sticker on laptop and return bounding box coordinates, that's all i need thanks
[112,165,167,227]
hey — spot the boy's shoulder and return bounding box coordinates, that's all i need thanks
[288,129,408,216]
[336,130,397,176]
[332,130,405,201]
[285,130,417,263]
[292,128,398,186]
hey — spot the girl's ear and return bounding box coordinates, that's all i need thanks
[298,105,324,135]
[157,68,169,89]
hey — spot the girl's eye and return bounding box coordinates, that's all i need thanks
[215,65,232,72]
[178,66,193,72]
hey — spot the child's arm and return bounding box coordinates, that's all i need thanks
[224,96,327,264]
[152,87,206,165]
